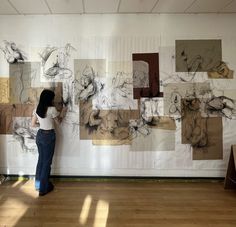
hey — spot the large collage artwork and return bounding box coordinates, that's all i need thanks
[0,38,235,162]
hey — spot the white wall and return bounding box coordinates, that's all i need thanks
[1,14,236,177]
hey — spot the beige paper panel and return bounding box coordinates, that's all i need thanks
[207,61,234,79]
[9,62,51,105]
[53,82,63,111]
[192,117,223,160]
[181,98,223,160]
[92,139,131,146]
[223,90,236,99]
[0,105,13,134]
[176,39,222,72]
[130,128,175,151]
[163,82,211,116]
[181,98,207,146]
[147,116,176,130]
[80,100,140,141]
[92,109,139,143]
[79,100,94,140]
[0,78,9,103]
[93,103,141,145]
[0,104,34,134]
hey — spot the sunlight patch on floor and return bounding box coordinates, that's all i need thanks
[79,195,92,225]
[11,181,21,188]
[93,200,109,227]
[0,198,28,226]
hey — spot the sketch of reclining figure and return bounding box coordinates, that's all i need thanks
[0,40,27,63]
[206,96,235,119]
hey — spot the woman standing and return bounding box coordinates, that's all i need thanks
[32,89,66,196]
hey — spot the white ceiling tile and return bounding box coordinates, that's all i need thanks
[152,0,195,13]
[119,0,157,13]
[46,0,83,14]
[0,0,18,14]
[186,0,233,13]
[84,0,120,13]
[9,0,50,14]
[220,0,236,12]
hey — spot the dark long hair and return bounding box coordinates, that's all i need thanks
[36,89,55,118]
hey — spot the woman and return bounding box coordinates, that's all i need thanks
[32,89,66,196]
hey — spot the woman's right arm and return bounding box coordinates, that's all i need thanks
[31,115,38,127]
[53,106,68,124]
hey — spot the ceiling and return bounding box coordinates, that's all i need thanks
[0,0,235,15]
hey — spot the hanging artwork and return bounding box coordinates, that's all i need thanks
[80,99,140,144]
[181,98,223,160]
[92,110,132,145]
[204,95,236,119]
[207,61,234,79]
[9,62,41,104]
[39,43,75,82]
[163,82,211,116]
[159,46,206,91]
[130,127,175,151]
[0,40,27,63]
[192,117,223,160]
[140,97,176,130]
[181,98,207,147]
[132,53,161,99]
[74,59,105,103]
[0,104,34,134]
[13,117,38,153]
[175,39,222,72]
[93,61,138,110]
[133,60,149,88]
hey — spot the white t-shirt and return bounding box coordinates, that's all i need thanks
[34,107,59,130]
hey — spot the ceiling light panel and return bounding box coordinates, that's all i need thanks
[220,0,236,13]
[185,0,233,13]
[46,0,83,14]
[119,0,157,13]
[9,0,50,14]
[84,0,120,13]
[0,0,18,14]
[152,0,195,13]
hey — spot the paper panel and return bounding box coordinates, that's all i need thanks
[208,61,234,79]
[74,59,106,103]
[80,100,139,141]
[0,77,9,103]
[159,46,207,92]
[9,62,45,104]
[132,53,161,99]
[192,117,223,160]
[13,117,38,152]
[181,98,207,146]
[176,40,222,72]
[39,44,76,82]
[130,128,175,151]
[93,61,138,110]
[147,116,176,130]
[92,139,131,145]
[0,104,34,134]
[163,82,211,116]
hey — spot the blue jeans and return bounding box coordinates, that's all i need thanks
[35,129,56,193]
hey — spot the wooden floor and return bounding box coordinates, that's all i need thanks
[0,179,236,227]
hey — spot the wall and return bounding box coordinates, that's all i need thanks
[0,14,236,177]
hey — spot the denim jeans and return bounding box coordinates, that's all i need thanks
[35,129,56,193]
